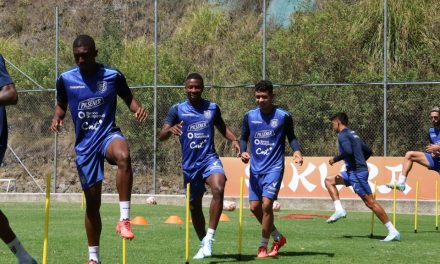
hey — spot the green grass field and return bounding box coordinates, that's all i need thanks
[1,202,440,263]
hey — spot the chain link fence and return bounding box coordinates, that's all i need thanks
[0,0,438,194]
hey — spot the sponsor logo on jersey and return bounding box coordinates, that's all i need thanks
[81,120,103,131]
[78,111,106,119]
[270,119,279,128]
[188,121,208,131]
[256,147,273,155]
[97,81,107,93]
[204,110,212,119]
[78,97,104,110]
[255,130,274,138]
[70,85,85,89]
[190,139,207,149]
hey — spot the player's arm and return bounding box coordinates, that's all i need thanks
[285,114,303,166]
[50,76,68,132]
[214,106,240,154]
[361,141,373,160]
[240,113,250,163]
[330,134,352,165]
[158,104,182,141]
[116,72,148,122]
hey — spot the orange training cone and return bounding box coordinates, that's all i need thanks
[131,216,149,225]
[164,215,184,224]
[220,213,230,222]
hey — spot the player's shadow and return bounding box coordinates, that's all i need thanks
[208,251,335,263]
[343,235,385,240]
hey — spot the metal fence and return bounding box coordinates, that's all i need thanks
[0,0,439,194]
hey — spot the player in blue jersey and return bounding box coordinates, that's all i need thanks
[0,55,37,264]
[386,107,440,191]
[159,73,240,260]
[240,80,303,258]
[325,112,400,242]
[50,35,148,264]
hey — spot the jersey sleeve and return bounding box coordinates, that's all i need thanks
[361,141,373,160]
[115,70,133,99]
[164,104,179,126]
[0,55,13,88]
[284,114,301,152]
[213,104,223,127]
[56,75,68,104]
[240,113,250,152]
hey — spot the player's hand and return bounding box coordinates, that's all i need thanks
[241,152,250,164]
[169,121,183,136]
[231,140,240,155]
[328,157,335,166]
[134,107,148,122]
[293,151,303,166]
[426,144,440,153]
[50,119,63,132]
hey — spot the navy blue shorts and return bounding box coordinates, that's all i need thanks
[424,152,440,173]
[75,131,125,190]
[341,170,372,197]
[249,169,284,201]
[183,158,225,201]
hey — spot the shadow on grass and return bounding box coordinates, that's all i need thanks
[208,251,335,263]
[343,235,386,240]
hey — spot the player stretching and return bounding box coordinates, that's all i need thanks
[240,80,303,258]
[387,107,440,191]
[159,73,239,259]
[325,112,400,242]
[50,35,148,264]
[0,55,37,264]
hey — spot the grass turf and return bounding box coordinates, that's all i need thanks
[1,202,440,263]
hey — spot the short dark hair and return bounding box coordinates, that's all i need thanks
[331,112,349,126]
[73,34,96,50]
[255,80,273,94]
[185,72,204,85]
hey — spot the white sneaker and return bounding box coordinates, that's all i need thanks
[381,231,401,242]
[326,210,347,223]
[193,237,213,259]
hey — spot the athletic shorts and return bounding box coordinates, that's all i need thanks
[341,170,371,197]
[183,158,225,201]
[75,131,126,190]
[249,169,284,201]
[424,152,440,173]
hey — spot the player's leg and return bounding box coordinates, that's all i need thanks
[387,151,431,191]
[190,196,206,240]
[205,172,226,233]
[361,193,400,242]
[0,210,36,264]
[105,138,134,240]
[325,173,348,223]
[84,182,103,263]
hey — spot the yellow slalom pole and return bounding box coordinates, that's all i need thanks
[393,181,397,227]
[185,183,190,264]
[369,181,377,238]
[42,174,51,264]
[414,180,419,233]
[122,238,126,264]
[238,176,244,260]
[81,191,85,210]
[436,180,438,231]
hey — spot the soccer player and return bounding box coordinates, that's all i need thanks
[386,107,440,191]
[240,80,303,258]
[158,73,240,260]
[325,112,400,242]
[0,55,37,264]
[50,35,148,264]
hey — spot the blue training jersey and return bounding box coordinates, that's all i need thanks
[56,64,132,154]
[0,55,12,146]
[334,128,372,172]
[240,107,300,174]
[428,127,440,145]
[164,99,221,172]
